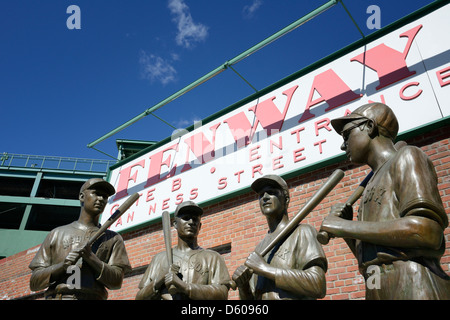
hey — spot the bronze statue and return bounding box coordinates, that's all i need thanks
[135,201,230,300]
[232,175,328,300]
[29,178,132,300]
[319,103,450,299]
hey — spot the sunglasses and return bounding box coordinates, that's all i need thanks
[341,119,370,141]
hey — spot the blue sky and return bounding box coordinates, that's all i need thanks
[0,0,436,161]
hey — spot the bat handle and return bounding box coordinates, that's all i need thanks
[168,284,177,295]
[229,265,253,291]
[168,264,179,295]
[228,280,237,291]
[317,230,332,245]
[317,176,370,246]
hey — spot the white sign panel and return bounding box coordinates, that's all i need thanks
[101,4,450,232]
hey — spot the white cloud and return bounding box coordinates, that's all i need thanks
[139,51,177,85]
[243,0,262,18]
[168,0,208,48]
[173,116,202,129]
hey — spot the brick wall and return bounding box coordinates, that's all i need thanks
[1,125,449,300]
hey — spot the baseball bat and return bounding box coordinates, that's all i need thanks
[317,141,407,245]
[65,192,140,268]
[161,210,178,295]
[316,172,372,245]
[86,192,140,247]
[230,168,344,290]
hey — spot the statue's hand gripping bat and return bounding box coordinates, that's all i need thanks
[317,141,407,245]
[66,193,140,267]
[229,169,345,290]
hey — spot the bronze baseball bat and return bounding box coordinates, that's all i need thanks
[65,192,140,268]
[316,172,372,245]
[317,141,407,245]
[162,210,178,295]
[86,192,140,247]
[230,168,345,290]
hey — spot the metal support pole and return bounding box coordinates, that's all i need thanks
[227,64,258,93]
[339,0,365,38]
[87,0,338,149]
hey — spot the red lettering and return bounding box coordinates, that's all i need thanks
[248,85,298,135]
[314,118,332,136]
[399,82,422,100]
[293,147,306,163]
[234,170,244,183]
[162,198,170,210]
[291,127,305,143]
[110,204,119,215]
[146,188,156,202]
[223,113,253,148]
[183,123,221,170]
[148,202,157,215]
[436,66,450,87]
[299,69,361,123]
[351,25,422,90]
[249,145,261,162]
[144,143,179,188]
[114,159,145,201]
[272,156,284,171]
[127,212,134,223]
[270,136,282,154]
[218,177,227,190]
[252,164,263,178]
[172,178,182,192]
[224,85,298,148]
[190,188,198,200]
[175,193,183,205]
[314,139,327,154]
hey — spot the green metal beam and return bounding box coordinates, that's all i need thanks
[0,195,80,207]
[87,0,338,149]
[19,172,43,230]
[226,0,338,66]
[227,65,258,93]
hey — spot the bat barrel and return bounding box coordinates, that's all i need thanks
[87,192,140,247]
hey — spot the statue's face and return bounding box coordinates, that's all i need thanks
[258,186,287,218]
[79,188,109,215]
[340,119,371,164]
[174,211,202,238]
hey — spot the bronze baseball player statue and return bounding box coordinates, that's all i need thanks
[29,178,132,300]
[319,102,450,299]
[135,201,230,300]
[232,174,328,300]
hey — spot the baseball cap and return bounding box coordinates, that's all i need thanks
[331,103,399,140]
[174,201,203,217]
[80,178,115,196]
[251,174,289,196]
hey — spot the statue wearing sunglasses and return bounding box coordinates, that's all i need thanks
[319,103,450,299]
